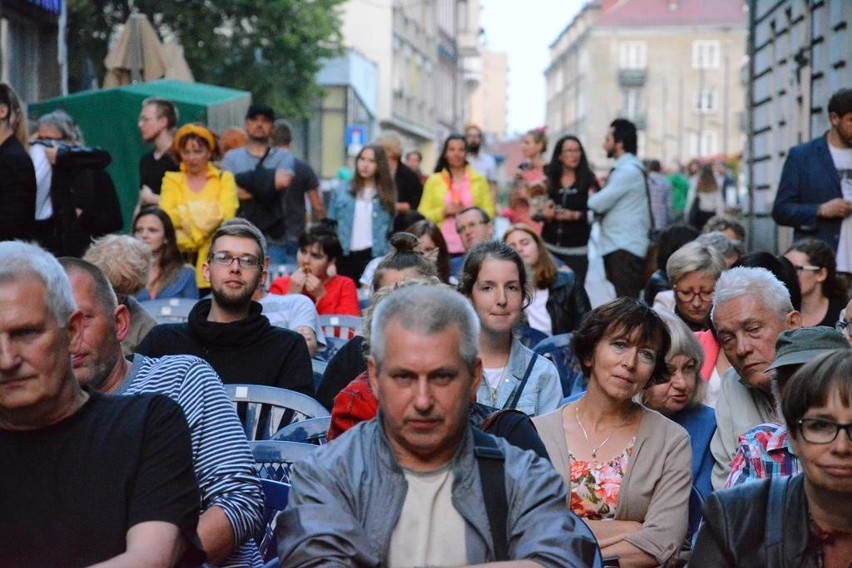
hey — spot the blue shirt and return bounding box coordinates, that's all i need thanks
[587,152,650,257]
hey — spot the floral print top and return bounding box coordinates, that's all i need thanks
[568,438,635,520]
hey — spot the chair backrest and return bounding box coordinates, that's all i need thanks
[319,315,363,340]
[310,358,327,392]
[225,384,330,440]
[532,332,587,397]
[271,416,331,445]
[316,336,349,362]
[250,440,318,483]
[139,298,198,324]
[256,478,290,563]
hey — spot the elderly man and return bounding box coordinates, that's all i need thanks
[137,219,313,394]
[709,266,802,490]
[0,241,203,566]
[276,285,599,566]
[61,257,264,567]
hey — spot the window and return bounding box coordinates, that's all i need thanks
[618,42,647,70]
[622,88,643,120]
[692,40,720,69]
[689,131,718,157]
[694,89,716,113]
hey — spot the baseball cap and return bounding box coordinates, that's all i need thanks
[766,326,850,371]
[246,103,275,121]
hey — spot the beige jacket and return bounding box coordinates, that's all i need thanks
[533,406,692,565]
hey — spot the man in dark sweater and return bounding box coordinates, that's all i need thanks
[137,219,314,396]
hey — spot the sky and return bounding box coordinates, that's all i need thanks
[480,0,586,136]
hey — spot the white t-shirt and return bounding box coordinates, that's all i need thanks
[830,144,852,272]
[350,186,376,252]
[388,464,467,568]
[525,287,552,336]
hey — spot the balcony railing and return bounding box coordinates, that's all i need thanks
[618,68,646,87]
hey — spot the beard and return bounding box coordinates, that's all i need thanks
[211,275,259,310]
[606,147,615,159]
[468,140,481,154]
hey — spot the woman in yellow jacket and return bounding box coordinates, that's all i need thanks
[418,134,495,255]
[160,124,238,290]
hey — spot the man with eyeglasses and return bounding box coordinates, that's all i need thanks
[725,327,850,489]
[137,219,314,396]
[450,207,495,276]
[709,267,802,490]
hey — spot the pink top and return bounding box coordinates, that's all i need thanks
[695,329,720,382]
[568,438,635,520]
[440,171,473,254]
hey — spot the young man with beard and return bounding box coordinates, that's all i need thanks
[137,219,314,395]
[136,97,179,209]
[465,123,498,207]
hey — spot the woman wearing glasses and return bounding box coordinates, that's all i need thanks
[692,349,852,567]
[534,298,692,567]
[785,238,848,328]
[160,124,238,291]
[406,219,452,284]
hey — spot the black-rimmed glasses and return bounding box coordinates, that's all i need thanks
[797,418,852,444]
[209,252,261,269]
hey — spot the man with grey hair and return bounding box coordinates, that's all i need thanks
[276,285,599,566]
[0,241,204,566]
[709,266,802,490]
[137,219,313,394]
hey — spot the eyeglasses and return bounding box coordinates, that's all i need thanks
[791,264,822,273]
[673,287,714,303]
[456,220,488,234]
[797,418,852,444]
[209,252,261,269]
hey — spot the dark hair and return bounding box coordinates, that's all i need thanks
[734,252,802,311]
[142,97,178,129]
[787,238,846,300]
[646,159,662,173]
[272,119,292,146]
[827,88,852,118]
[609,118,638,155]
[457,206,491,224]
[703,214,746,242]
[502,223,557,289]
[573,297,671,385]
[406,220,451,284]
[371,232,438,292]
[133,206,185,291]
[457,241,531,308]
[434,134,468,173]
[783,350,852,440]
[405,150,422,161]
[298,225,343,262]
[546,135,598,196]
[352,144,396,214]
[394,211,426,234]
[656,225,700,271]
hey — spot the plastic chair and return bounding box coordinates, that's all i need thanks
[140,298,198,324]
[256,478,290,563]
[250,440,318,483]
[225,384,330,440]
[310,359,327,392]
[533,333,587,397]
[320,315,363,340]
[315,336,349,362]
[270,416,331,445]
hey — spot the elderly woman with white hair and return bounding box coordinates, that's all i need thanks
[83,234,157,356]
[654,240,729,407]
[642,310,716,500]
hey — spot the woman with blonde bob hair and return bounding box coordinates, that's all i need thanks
[642,310,716,500]
[502,223,590,336]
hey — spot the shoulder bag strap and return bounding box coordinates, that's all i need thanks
[633,163,655,234]
[764,476,789,566]
[472,428,509,561]
[504,352,538,410]
[255,147,272,170]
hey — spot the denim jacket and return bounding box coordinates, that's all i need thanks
[327,183,393,257]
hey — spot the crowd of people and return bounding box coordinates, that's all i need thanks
[2,78,852,567]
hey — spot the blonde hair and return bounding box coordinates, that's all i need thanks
[83,234,152,296]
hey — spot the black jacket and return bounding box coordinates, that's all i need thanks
[546,270,591,335]
[690,475,820,568]
[137,299,314,396]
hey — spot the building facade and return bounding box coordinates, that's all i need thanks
[468,48,508,143]
[545,0,747,171]
[0,0,63,104]
[748,0,852,253]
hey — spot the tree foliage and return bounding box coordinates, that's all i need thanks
[67,0,346,118]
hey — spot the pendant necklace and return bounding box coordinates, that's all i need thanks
[574,405,632,459]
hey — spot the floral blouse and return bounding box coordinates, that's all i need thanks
[568,438,635,520]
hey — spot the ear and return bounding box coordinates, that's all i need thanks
[815,267,828,284]
[113,304,131,343]
[202,261,211,284]
[469,356,483,399]
[67,310,84,354]
[787,310,803,330]
[0,104,8,121]
[367,356,379,397]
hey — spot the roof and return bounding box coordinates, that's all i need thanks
[598,0,747,28]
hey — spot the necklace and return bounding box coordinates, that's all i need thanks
[574,405,632,459]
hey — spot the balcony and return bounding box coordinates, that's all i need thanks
[618,68,646,87]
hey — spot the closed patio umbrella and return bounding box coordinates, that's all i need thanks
[103,12,167,87]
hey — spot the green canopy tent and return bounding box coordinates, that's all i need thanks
[29,79,251,230]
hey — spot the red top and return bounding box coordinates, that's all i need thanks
[268,274,361,316]
[327,372,377,441]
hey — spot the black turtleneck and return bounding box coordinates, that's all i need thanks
[136,299,314,396]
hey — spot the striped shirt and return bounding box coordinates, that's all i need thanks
[119,354,263,567]
[725,422,801,488]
